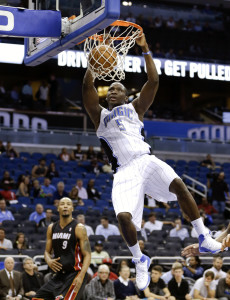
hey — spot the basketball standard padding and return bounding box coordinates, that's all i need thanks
[89,45,118,74]
[0,6,61,37]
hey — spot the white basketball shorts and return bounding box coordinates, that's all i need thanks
[112,154,179,230]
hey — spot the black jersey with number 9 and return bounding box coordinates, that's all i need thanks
[52,219,83,272]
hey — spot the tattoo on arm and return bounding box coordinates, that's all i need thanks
[84,240,91,253]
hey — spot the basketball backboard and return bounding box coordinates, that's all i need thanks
[24,0,120,66]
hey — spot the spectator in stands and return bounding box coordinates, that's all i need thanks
[0,227,13,249]
[6,142,19,159]
[204,256,226,285]
[41,177,56,201]
[10,85,20,103]
[88,159,101,175]
[144,212,174,233]
[207,172,229,213]
[76,179,88,199]
[38,209,54,227]
[97,146,107,164]
[37,80,49,109]
[165,48,176,59]
[29,203,46,225]
[22,257,44,299]
[13,232,29,254]
[21,80,33,109]
[194,20,203,32]
[87,179,100,202]
[85,264,115,300]
[76,214,94,236]
[49,74,59,111]
[70,143,84,161]
[52,181,68,206]
[32,158,48,178]
[91,240,110,265]
[116,259,129,275]
[0,140,6,154]
[169,218,190,241]
[213,224,226,239]
[203,22,213,33]
[69,187,84,206]
[185,20,194,31]
[0,256,24,299]
[201,154,215,169]
[114,265,139,299]
[0,82,6,101]
[182,256,204,280]
[102,160,113,174]
[0,184,17,203]
[126,12,136,23]
[216,270,230,300]
[32,179,44,198]
[138,239,150,257]
[46,161,59,180]
[17,174,25,188]
[153,42,165,58]
[86,145,96,160]
[16,175,30,197]
[95,216,120,240]
[166,16,176,29]
[0,199,15,225]
[140,219,148,241]
[154,16,163,28]
[0,171,15,190]
[161,262,183,285]
[59,147,70,162]
[92,258,118,281]
[190,270,216,300]
[198,197,218,215]
[168,263,191,300]
[144,265,174,300]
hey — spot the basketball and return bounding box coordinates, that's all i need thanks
[88,45,117,74]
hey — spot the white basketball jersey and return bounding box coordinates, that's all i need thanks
[96,103,151,172]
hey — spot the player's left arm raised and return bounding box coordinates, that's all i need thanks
[132,33,159,120]
[73,224,91,292]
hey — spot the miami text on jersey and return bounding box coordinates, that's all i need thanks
[52,233,71,240]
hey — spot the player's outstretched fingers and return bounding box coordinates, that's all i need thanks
[221,234,230,251]
[181,243,200,257]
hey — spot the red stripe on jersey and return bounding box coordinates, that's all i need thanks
[74,242,83,271]
[32,298,44,300]
[64,273,79,300]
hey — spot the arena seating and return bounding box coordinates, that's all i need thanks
[0,152,230,260]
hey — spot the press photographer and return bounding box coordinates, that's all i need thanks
[207,172,230,214]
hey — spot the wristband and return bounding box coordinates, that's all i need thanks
[142,51,151,55]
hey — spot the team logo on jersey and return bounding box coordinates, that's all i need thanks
[104,106,133,127]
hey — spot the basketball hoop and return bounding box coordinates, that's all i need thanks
[84,20,143,82]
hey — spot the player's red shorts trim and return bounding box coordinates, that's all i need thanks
[64,272,80,300]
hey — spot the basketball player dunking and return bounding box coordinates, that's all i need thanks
[82,32,222,291]
[32,197,91,300]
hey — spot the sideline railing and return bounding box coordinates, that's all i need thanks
[182,174,207,198]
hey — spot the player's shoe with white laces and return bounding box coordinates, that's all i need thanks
[132,254,150,291]
[199,232,222,254]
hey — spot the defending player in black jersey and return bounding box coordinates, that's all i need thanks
[32,197,91,300]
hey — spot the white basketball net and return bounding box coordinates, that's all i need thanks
[84,21,143,81]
